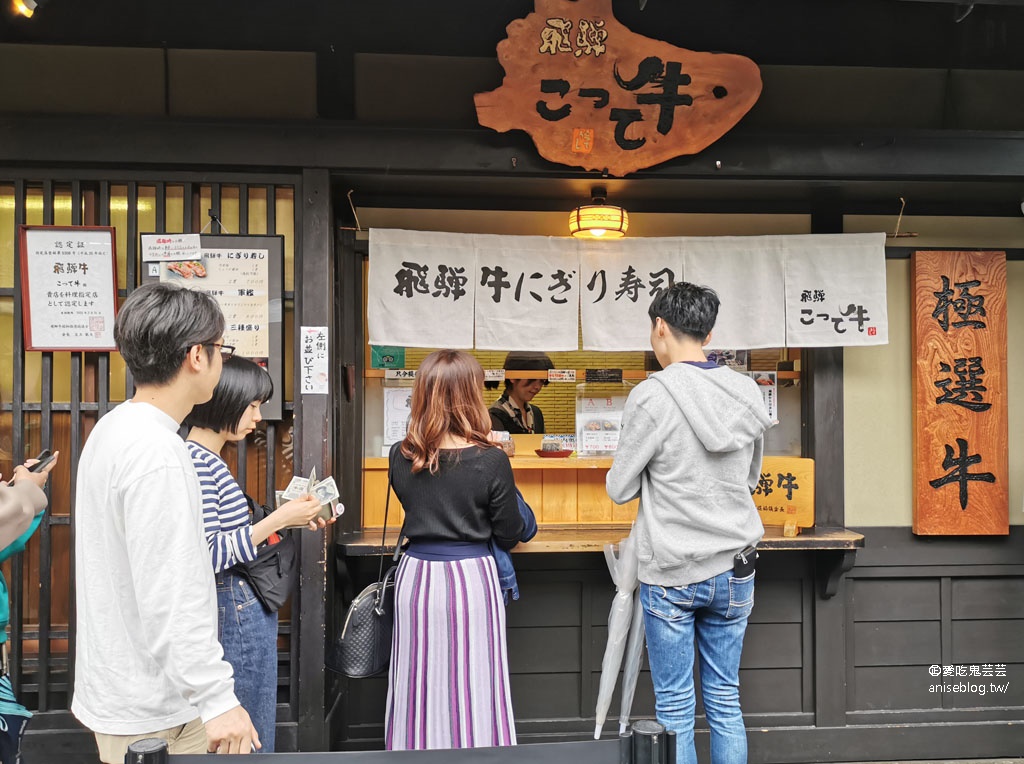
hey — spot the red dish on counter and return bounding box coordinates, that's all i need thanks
[534,449,575,458]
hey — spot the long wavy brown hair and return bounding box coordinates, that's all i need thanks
[401,349,494,474]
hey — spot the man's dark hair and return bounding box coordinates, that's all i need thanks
[648,282,720,341]
[185,356,273,433]
[114,282,225,386]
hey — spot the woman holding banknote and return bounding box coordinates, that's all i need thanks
[185,356,327,752]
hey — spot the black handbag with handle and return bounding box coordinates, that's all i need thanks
[327,461,402,679]
[233,496,298,613]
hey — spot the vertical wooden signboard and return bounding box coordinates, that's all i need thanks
[912,251,1007,535]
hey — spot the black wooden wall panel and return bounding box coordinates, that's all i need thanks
[951,578,1024,618]
[853,622,941,666]
[741,623,803,668]
[749,579,803,622]
[509,674,582,718]
[853,665,939,710]
[852,579,940,621]
[509,627,582,672]
[951,622,1024,662]
[740,669,804,713]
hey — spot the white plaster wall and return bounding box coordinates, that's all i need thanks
[844,216,1024,526]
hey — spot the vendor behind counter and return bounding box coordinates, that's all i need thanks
[487,351,553,434]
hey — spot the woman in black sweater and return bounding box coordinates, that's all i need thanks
[385,349,525,751]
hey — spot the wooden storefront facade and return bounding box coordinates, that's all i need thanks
[2,2,1024,761]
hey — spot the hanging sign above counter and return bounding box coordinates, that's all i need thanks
[367,229,888,352]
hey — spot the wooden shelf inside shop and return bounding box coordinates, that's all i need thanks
[364,369,802,380]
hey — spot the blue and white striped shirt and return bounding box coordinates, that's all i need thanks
[186,441,257,573]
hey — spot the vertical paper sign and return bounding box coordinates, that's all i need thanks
[159,248,270,358]
[785,233,888,347]
[19,226,118,351]
[580,238,683,350]
[744,371,778,423]
[301,326,330,395]
[383,387,414,452]
[911,251,1007,535]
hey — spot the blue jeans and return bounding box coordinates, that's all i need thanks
[216,570,279,753]
[641,570,755,764]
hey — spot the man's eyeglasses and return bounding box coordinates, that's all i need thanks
[205,342,235,359]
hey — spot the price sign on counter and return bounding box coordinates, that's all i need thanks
[548,369,577,382]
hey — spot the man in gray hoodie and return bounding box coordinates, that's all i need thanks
[607,282,772,764]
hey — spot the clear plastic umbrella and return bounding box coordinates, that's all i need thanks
[594,534,640,740]
[618,588,646,734]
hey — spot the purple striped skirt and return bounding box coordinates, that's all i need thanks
[384,553,517,750]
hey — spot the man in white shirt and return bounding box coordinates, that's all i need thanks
[73,282,259,760]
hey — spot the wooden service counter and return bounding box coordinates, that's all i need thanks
[345,435,863,598]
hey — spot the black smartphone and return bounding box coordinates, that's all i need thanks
[733,545,758,578]
[28,449,56,473]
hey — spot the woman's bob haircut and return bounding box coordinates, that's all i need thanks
[401,349,494,474]
[185,356,273,434]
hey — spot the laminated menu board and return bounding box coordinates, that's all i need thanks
[142,233,285,420]
[19,225,118,351]
[575,382,633,456]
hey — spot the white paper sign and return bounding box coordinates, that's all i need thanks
[580,238,683,351]
[548,369,577,382]
[368,229,476,348]
[784,233,888,347]
[141,233,202,262]
[474,236,579,350]
[384,386,414,448]
[745,371,778,423]
[682,236,786,349]
[300,326,329,395]
[158,248,270,358]
[21,227,117,351]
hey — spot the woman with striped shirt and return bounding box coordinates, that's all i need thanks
[185,356,326,752]
[385,349,527,750]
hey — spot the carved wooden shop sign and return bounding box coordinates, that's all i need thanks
[475,0,762,177]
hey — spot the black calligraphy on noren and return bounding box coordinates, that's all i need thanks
[932,275,986,332]
[393,261,430,298]
[928,437,996,511]
[934,357,990,412]
[614,266,646,303]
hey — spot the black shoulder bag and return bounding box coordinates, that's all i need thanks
[327,463,402,679]
[234,496,298,613]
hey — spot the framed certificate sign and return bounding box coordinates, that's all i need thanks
[19,225,118,351]
[140,234,285,421]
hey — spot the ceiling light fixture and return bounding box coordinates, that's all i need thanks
[12,0,42,17]
[568,186,629,239]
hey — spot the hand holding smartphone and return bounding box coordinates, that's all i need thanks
[28,449,57,473]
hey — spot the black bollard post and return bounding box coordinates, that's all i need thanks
[619,728,634,764]
[630,719,666,764]
[124,737,168,764]
[665,729,676,764]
